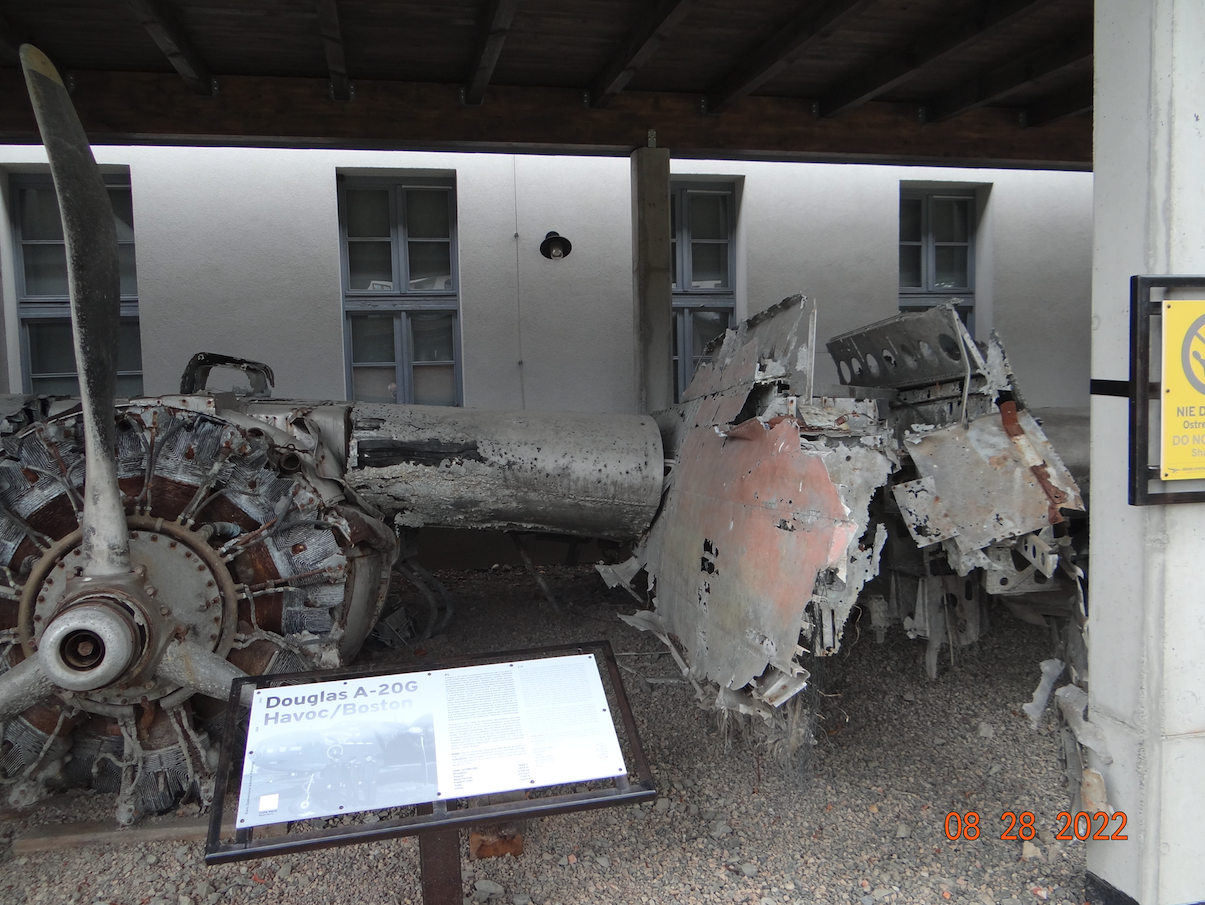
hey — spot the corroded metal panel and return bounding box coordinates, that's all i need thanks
[682,294,817,402]
[826,305,974,390]
[645,416,857,692]
[894,406,1084,557]
[346,404,664,539]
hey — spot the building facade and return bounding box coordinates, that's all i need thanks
[0,146,1092,413]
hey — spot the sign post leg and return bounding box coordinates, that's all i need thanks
[417,804,461,905]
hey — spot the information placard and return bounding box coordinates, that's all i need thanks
[235,653,626,828]
[1160,300,1205,479]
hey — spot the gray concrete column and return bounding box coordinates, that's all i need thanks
[1090,1,1205,903]
[631,146,673,414]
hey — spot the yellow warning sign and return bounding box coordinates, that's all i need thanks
[1161,300,1205,479]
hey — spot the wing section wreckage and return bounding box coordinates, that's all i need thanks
[0,46,1085,823]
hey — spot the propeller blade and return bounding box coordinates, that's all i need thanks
[20,45,130,578]
[0,652,55,722]
[155,640,247,701]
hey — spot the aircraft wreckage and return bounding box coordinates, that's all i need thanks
[0,45,1087,824]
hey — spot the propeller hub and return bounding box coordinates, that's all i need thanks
[39,599,141,691]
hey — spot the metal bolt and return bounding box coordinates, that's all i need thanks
[159,605,171,617]
[145,585,157,597]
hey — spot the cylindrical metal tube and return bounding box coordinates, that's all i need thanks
[39,600,141,691]
[347,404,664,539]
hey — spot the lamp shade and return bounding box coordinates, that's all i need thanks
[539,231,572,259]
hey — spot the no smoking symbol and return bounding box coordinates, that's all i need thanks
[1182,313,1205,395]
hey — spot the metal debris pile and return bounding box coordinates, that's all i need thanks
[602,297,1086,723]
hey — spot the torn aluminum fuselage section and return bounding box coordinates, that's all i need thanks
[645,410,857,694]
[346,403,664,540]
[892,403,1084,572]
[615,294,897,711]
[682,293,817,403]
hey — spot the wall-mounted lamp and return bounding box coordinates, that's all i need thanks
[539,231,572,260]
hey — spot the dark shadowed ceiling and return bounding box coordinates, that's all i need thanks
[0,0,1093,168]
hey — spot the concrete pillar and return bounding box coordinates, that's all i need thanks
[1089,1,1205,903]
[631,146,673,413]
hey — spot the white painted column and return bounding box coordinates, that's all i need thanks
[1090,1,1205,903]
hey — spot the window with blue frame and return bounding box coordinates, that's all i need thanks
[671,181,736,401]
[11,174,143,396]
[899,190,975,322]
[339,177,461,406]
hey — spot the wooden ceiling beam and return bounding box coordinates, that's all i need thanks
[705,0,876,114]
[589,0,694,109]
[0,70,1092,170]
[0,10,31,66]
[818,0,1057,119]
[125,0,213,95]
[923,28,1092,123]
[315,0,351,101]
[463,0,521,106]
[1022,79,1092,127]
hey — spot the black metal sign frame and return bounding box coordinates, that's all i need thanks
[204,639,656,869]
[1129,275,1205,505]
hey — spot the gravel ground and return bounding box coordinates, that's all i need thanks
[0,566,1085,905]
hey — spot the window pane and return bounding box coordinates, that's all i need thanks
[900,198,922,242]
[118,245,138,296]
[20,187,64,240]
[408,241,452,290]
[118,320,143,373]
[690,243,728,289]
[31,375,79,396]
[348,242,393,290]
[352,366,397,403]
[932,199,969,243]
[689,194,726,240]
[116,374,144,397]
[350,314,396,363]
[28,321,76,375]
[411,312,455,362]
[346,190,391,238]
[109,189,135,242]
[691,310,728,357]
[413,364,456,406]
[934,246,969,289]
[23,245,69,296]
[407,190,450,239]
[899,245,922,288]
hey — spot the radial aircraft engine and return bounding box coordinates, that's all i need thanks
[0,47,663,824]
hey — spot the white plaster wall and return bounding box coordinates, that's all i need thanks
[510,155,635,413]
[673,159,1092,407]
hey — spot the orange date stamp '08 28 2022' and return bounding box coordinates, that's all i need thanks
[943,811,1128,841]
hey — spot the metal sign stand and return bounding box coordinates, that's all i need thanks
[204,640,656,904]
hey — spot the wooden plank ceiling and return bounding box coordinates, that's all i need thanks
[0,0,1093,168]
